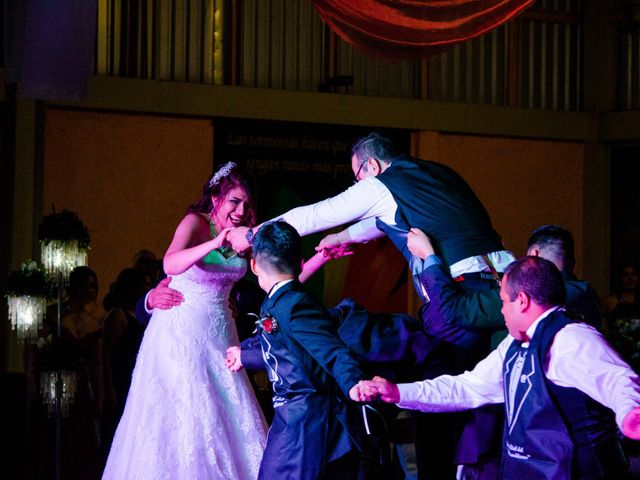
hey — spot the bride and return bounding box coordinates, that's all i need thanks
[103,162,267,479]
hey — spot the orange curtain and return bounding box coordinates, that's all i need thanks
[312,0,534,60]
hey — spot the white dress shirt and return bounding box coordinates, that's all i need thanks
[276,177,395,242]
[397,307,640,430]
[274,176,513,277]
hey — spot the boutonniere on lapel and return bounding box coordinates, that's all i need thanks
[251,314,279,334]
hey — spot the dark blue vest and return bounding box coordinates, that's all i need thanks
[376,155,503,266]
[502,310,627,479]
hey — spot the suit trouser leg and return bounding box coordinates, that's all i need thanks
[419,276,502,480]
[323,450,359,480]
[413,410,459,479]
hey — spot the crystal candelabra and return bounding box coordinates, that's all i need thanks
[7,295,47,343]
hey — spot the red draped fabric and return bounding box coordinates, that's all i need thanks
[312,0,535,60]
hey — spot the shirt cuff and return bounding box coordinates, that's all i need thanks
[396,382,431,411]
[410,254,442,275]
[347,217,384,243]
[616,403,640,431]
[410,255,442,303]
[423,254,443,269]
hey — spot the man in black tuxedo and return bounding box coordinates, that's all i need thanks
[226,221,369,480]
[225,133,513,478]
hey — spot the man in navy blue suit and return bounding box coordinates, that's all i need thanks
[226,221,369,480]
[410,224,601,345]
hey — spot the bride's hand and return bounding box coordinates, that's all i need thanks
[225,346,243,372]
[210,227,234,250]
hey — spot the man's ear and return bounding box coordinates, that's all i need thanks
[367,157,382,176]
[250,257,259,275]
[527,247,540,257]
[516,291,530,312]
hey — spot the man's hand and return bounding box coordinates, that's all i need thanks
[407,228,435,260]
[146,277,184,310]
[365,376,401,403]
[316,230,351,253]
[227,227,251,254]
[349,380,376,402]
[622,406,640,440]
[225,346,243,372]
[316,233,341,252]
[321,244,355,260]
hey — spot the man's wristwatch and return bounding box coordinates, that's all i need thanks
[245,227,255,246]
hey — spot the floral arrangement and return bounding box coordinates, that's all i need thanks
[5,261,52,298]
[37,210,90,248]
[610,317,640,371]
[37,210,90,277]
[253,314,279,334]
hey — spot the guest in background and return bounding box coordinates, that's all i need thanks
[56,266,105,479]
[101,267,151,462]
[603,262,640,372]
[132,249,163,285]
[60,266,105,421]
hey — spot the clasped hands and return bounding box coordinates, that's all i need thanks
[223,349,400,406]
[315,227,433,260]
[348,376,400,403]
[226,227,251,254]
[225,226,356,259]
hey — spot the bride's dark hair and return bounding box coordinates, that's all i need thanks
[188,162,257,227]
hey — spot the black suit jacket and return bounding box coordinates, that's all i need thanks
[417,263,602,338]
[256,280,364,480]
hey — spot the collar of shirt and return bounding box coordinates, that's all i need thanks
[520,305,563,347]
[269,279,295,298]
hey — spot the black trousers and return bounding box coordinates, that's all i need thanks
[324,450,360,480]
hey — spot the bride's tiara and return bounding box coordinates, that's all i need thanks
[208,161,237,188]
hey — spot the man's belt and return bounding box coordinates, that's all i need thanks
[454,272,502,283]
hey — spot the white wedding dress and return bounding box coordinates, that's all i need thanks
[103,255,267,480]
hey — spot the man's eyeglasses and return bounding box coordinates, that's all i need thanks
[353,161,366,184]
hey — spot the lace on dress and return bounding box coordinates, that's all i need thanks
[103,254,267,480]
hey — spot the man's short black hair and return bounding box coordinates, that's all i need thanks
[253,221,302,276]
[504,256,566,308]
[351,132,396,165]
[527,224,575,272]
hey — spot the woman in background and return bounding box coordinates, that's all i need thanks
[101,267,150,462]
